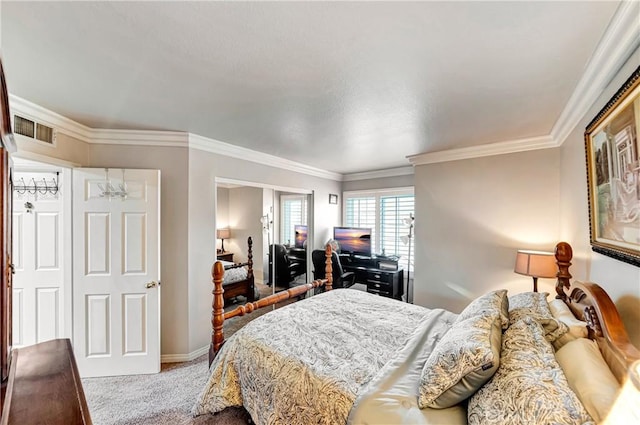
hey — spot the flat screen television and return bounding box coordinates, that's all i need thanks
[333,227,372,256]
[294,224,308,248]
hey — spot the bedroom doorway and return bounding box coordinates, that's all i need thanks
[72,168,161,377]
[11,158,72,349]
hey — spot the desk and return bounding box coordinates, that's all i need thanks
[342,265,404,300]
[217,252,233,262]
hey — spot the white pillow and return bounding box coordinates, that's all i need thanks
[549,298,588,338]
[555,338,620,422]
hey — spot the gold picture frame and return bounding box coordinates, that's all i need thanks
[584,66,640,266]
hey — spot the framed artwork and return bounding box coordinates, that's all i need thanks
[329,193,338,204]
[584,66,640,267]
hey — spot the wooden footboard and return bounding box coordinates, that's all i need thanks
[222,237,255,302]
[209,244,333,365]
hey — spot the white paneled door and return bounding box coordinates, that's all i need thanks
[12,171,66,348]
[73,168,160,377]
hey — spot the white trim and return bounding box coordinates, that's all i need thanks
[91,129,189,147]
[343,186,415,197]
[407,135,555,166]
[550,0,640,146]
[160,345,209,363]
[342,166,414,182]
[216,177,313,195]
[189,133,342,181]
[9,95,93,143]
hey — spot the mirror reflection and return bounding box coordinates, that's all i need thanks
[216,180,313,309]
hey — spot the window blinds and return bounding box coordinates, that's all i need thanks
[344,190,414,261]
[281,196,307,246]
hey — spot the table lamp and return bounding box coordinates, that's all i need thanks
[514,249,556,292]
[217,228,231,253]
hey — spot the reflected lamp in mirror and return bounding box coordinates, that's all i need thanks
[217,228,231,253]
[514,250,556,292]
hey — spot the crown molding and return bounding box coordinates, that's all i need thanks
[408,2,639,167]
[91,129,189,147]
[9,94,93,143]
[6,95,342,180]
[407,135,556,166]
[550,0,640,145]
[342,166,414,182]
[188,133,343,181]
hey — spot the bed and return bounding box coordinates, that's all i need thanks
[194,242,640,424]
[219,236,256,303]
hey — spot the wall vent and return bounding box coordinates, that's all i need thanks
[14,115,34,138]
[14,115,55,144]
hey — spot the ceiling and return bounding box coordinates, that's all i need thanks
[0,1,621,175]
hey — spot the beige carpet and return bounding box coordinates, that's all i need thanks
[83,283,297,425]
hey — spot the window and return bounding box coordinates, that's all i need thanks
[343,188,414,263]
[281,194,307,246]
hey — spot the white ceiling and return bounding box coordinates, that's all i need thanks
[0,1,621,174]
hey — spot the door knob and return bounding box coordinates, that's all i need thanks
[145,281,158,289]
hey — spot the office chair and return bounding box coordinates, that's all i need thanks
[268,244,304,287]
[311,249,356,289]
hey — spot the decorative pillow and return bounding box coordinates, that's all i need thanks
[467,317,594,425]
[552,331,579,351]
[556,338,620,422]
[456,289,509,330]
[418,310,501,409]
[509,292,569,343]
[549,298,589,338]
[508,291,551,314]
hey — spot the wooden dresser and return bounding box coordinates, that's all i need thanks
[1,339,92,424]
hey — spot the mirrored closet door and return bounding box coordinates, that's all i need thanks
[215,178,313,306]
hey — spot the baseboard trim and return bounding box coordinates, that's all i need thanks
[161,345,209,363]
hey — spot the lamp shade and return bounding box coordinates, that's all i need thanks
[216,228,231,240]
[514,250,556,278]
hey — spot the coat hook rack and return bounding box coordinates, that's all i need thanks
[13,172,59,196]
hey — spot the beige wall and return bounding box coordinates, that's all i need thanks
[559,46,640,347]
[413,149,561,312]
[16,133,89,165]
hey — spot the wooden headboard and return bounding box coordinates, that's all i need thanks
[554,241,640,383]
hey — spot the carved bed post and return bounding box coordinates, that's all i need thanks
[210,261,225,366]
[246,236,253,280]
[325,243,333,291]
[555,241,573,300]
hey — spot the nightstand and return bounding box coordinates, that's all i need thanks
[217,252,234,262]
